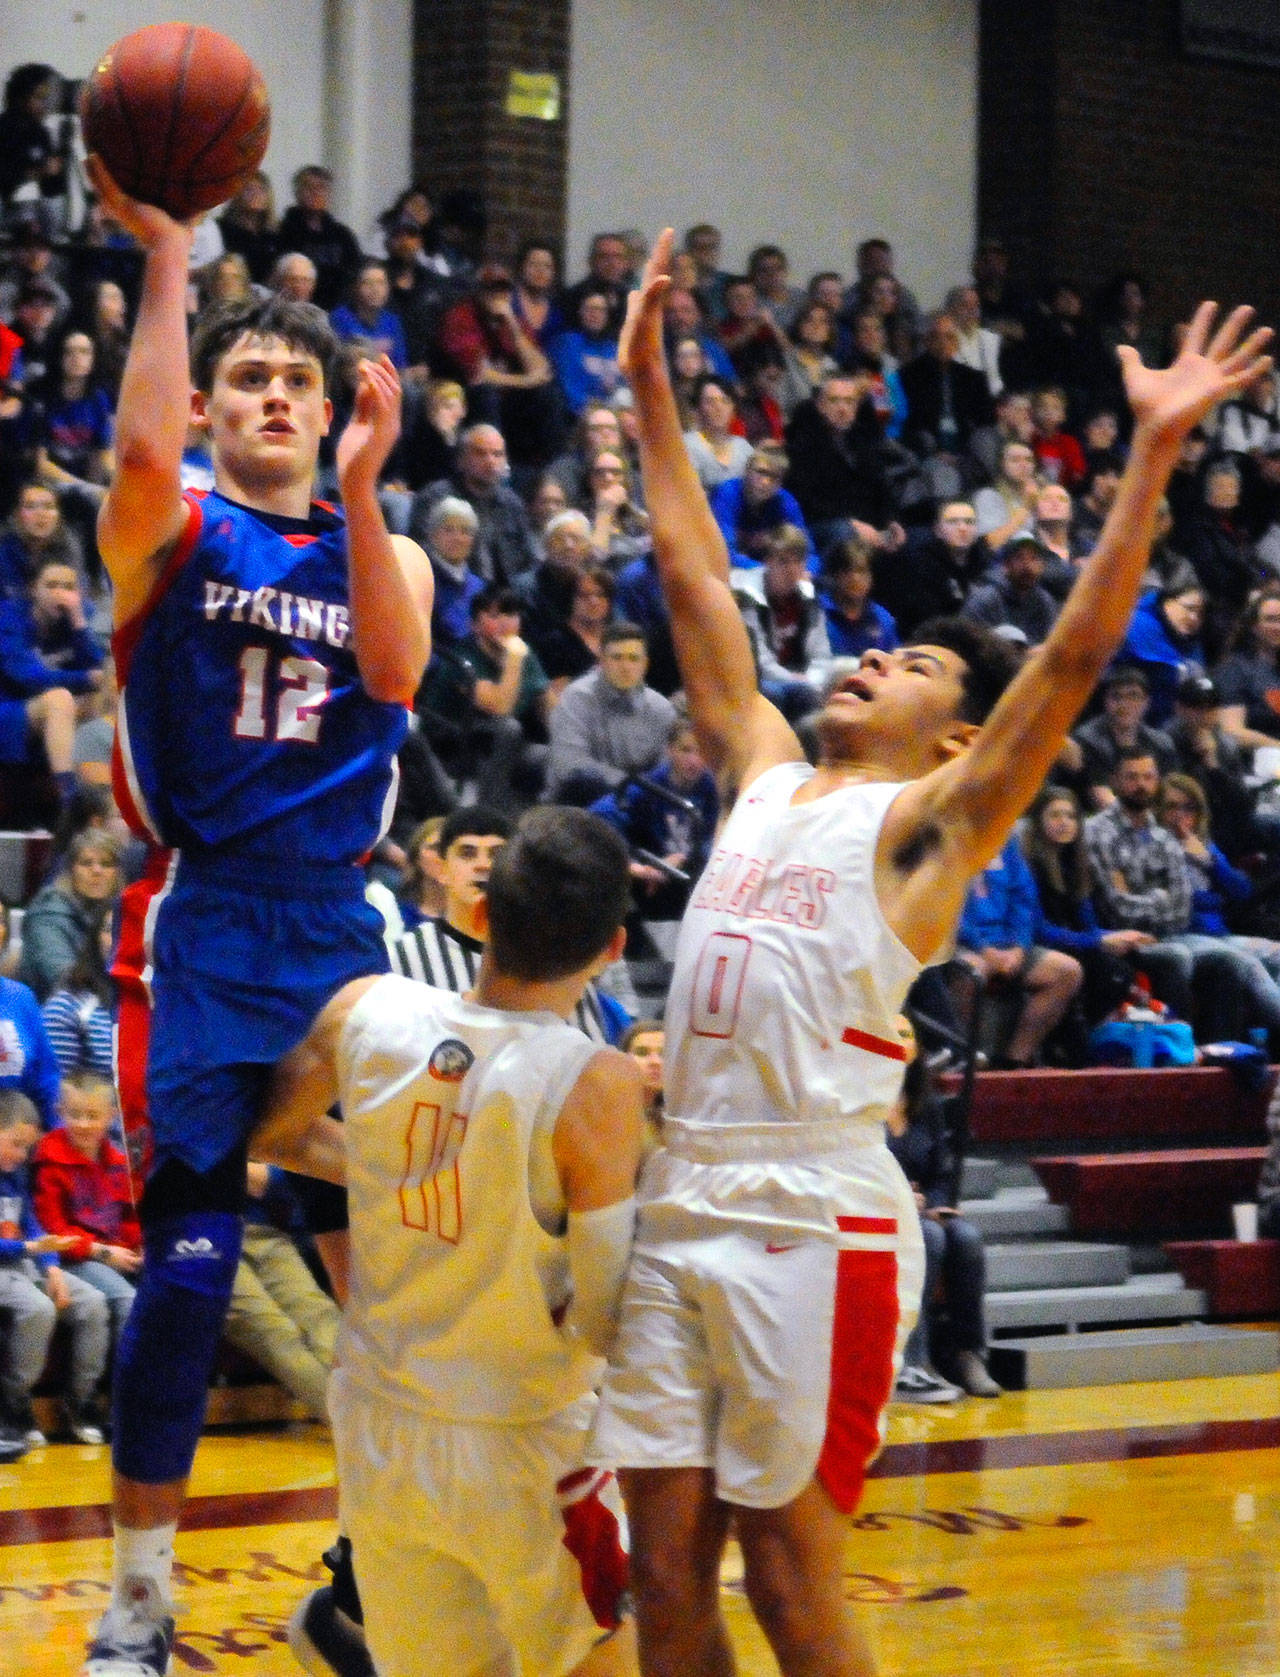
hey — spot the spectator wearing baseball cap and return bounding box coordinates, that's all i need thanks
[1073,664,1177,810]
[961,531,1060,646]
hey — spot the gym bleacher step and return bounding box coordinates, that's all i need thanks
[961,1185,1070,1239]
[988,1323,1280,1390]
[986,1240,1130,1291]
[986,1271,1208,1332]
[959,1156,999,1199]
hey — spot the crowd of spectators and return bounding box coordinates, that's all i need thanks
[6,56,1280,1431]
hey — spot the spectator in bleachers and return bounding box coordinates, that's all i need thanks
[963,532,1061,646]
[592,715,717,922]
[438,267,560,469]
[195,252,259,315]
[873,500,987,637]
[1215,367,1280,463]
[0,220,70,327]
[1095,272,1164,392]
[1031,481,1084,598]
[215,170,280,285]
[0,951,61,1128]
[841,308,907,440]
[716,275,784,379]
[328,260,408,370]
[546,620,675,804]
[972,437,1041,553]
[781,301,839,414]
[418,496,484,646]
[413,426,539,585]
[899,310,995,467]
[584,449,650,567]
[1022,784,1148,1026]
[1214,583,1280,759]
[27,331,114,581]
[31,1068,138,1355]
[78,280,131,403]
[276,165,362,310]
[820,535,899,658]
[747,245,805,332]
[956,831,1083,1068]
[10,279,61,388]
[842,238,923,355]
[682,223,730,320]
[1166,673,1269,861]
[510,240,564,351]
[620,1018,666,1156]
[1183,457,1263,660]
[223,1162,340,1423]
[0,1089,109,1447]
[268,251,318,304]
[382,218,448,382]
[612,548,680,698]
[1116,573,1207,726]
[888,1024,1000,1399]
[531,561,613,692]
[946,282,1003,397]
[662,285,736,383]
[0,481,84,600]
[785,371,898,554]
[0,66,64,223]
[1074,665,1176,808]
[1030,385,1087,489]
[562,232,631,338]
[974,237,1036,385]
[0,552,105,810]
[17,828,121,1002]
[387,815,446,935]
[526,474,570,562]
[399,377,464,492]
[516,509,594,655]
[1026,280,1099,413]
[710,444,811,570]
[40,921,114,1083]
[546,402,627,509]
[683,375,753,492]
[733,524,832,720]
[1070,451,1124,555]
[549,290,621,417]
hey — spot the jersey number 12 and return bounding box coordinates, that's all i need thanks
[234,647,331,744]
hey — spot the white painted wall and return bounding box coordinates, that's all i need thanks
[5,0,411,243]
[567,0,978,311]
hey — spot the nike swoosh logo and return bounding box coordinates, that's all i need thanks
[765,1242,798,1254]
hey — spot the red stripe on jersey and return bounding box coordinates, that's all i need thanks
[282,532,320,547]
[111,492,205,683]
[815,1246,900,1514]
[840,1026,907,1061]
[112,849,175,1195]
[836,1215,898,1236]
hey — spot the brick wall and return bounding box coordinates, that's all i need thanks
[411,0,570,264]
[979,0,1280,329]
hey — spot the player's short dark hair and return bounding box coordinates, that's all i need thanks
[436,806,512,856]
[909,616,1022,725]
[190,296,339,394]
[486,808,630,983]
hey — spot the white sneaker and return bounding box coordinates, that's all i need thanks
[83,1577,175,1676]
[894,1364,963,1404]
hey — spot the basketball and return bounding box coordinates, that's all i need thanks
[80,23,270,221]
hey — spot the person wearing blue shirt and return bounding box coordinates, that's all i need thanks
[820,537,899,659]
[548,290,622,416]
[1116,576,1207,726]
[956,832,1083,1067]
[329,260,409,371]
[0,972,63,1130]
[710,447,815,571]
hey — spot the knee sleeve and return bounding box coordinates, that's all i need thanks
[111,1207,244,1484]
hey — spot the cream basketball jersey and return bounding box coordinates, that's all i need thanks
[335,976,602,1424]
[663,761,922,1139]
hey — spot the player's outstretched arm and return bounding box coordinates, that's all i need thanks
[337,354,434,705]
[86,156,194,627]
[624,230,797,792]
[254,976,380,1182]
[882,303,1273,961]
[554,1049,646,1355]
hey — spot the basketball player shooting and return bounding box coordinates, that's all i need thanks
[586,228,1272,1677]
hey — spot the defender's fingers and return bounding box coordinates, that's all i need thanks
[1179,300,1219,359]
[1206,304,1256,361]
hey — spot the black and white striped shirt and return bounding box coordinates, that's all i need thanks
[388,916,610,1043]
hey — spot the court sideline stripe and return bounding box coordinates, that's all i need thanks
[6,1415,1280,1548]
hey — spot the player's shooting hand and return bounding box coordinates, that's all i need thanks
[1122,303,1274,447]
[619,228,674,386]
[337,354,402,491]
[83,154,196,252]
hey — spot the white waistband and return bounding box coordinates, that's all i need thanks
[662,1115,880,1162]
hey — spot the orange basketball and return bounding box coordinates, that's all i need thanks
[80,23,270,220]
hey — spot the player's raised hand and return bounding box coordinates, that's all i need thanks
[1121,302,1273,447]
[337,354,403,491]
[619,227,675,386]
[84,153,195,252]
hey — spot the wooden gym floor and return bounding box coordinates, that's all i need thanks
[5,1371,1280,1676]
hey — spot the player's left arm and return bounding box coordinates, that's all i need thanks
[337,354,434,706]
[253,976,381,1181]
[878,304,1273,963]
[553,1048,646,1354]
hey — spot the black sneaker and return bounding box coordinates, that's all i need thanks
[0,1423,27,1463]
[83,1576,175,1675]
[287,1586,375,1677]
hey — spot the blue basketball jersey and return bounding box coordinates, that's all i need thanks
[112,489,408,867]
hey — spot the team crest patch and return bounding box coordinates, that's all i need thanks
[428,1039,474,1082]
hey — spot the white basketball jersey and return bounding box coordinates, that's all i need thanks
[663,761,922,1141]
[336,976,602,1424]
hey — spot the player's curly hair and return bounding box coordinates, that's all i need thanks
[486,808,630,983]
[190,296,339,394]
[910,616,1023,724]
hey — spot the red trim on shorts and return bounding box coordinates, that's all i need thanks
[111,848,175,1194]
[840,1026,908,1061]
[815,1246,900,1514]
[111,492,205,684]
[837,1214,898,1236]
[557,1467,629,1630]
